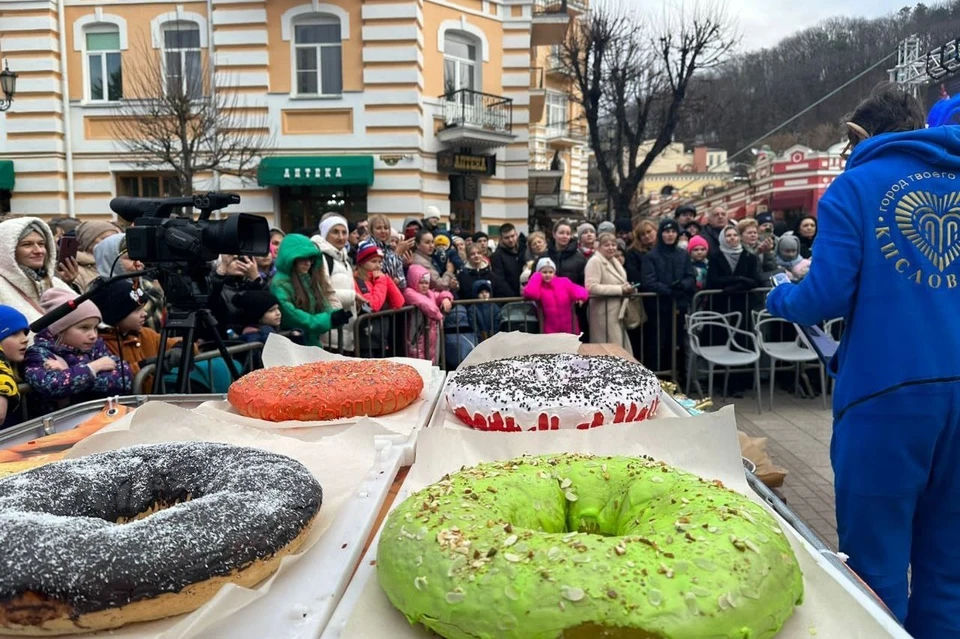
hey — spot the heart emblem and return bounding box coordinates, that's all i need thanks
[895,190,960,272]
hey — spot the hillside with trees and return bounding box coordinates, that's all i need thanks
[675,2,960,155]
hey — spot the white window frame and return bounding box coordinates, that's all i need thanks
[291,15,343,97]
[442,32,480,95]
[281,4,350,99]
[74,11,128,105]
[82,26,123,102]
[546,91,568,137]
[160,21,203,98]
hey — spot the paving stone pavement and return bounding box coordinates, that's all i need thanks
[714,389,839,550]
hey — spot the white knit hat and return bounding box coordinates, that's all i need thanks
[536,257,557,273]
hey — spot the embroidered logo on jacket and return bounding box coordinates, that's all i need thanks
[877,171,960,289]
[895,191,960,272]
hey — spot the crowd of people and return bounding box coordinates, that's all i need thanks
[0,202,818,429]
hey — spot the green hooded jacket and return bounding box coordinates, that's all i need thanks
[269,234,333,346]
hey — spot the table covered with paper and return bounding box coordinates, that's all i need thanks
[323,333,907,639]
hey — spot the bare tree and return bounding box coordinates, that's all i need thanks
[110,38,270,196]
[562,1,737,219]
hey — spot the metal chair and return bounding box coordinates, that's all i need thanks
[686,311,763,413]
[684,310,739,397]
[754,315,827,410]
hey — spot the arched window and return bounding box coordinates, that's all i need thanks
[443,32,479,95]
[85,26,123,101]
[161,21,202,98]
[293,15,343,96]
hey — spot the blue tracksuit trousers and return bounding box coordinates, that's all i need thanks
[833,384,960,638]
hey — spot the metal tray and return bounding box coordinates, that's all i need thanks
[0,394,227,449]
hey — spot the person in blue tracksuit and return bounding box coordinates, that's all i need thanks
[766,86,960,639]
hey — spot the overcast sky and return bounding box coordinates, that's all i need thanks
[730,0,911,50]
[616,0,912,52]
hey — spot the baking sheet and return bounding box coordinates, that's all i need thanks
[0,402,379,639]
[194,333,436,437]
[335,406,908,639]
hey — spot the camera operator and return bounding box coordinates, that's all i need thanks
[210,253,268,340]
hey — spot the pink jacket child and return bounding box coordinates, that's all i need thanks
[403,265,454,363]
[523,257,589,334]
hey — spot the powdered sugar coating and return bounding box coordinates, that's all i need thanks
[446,354,661,431]
[0,442,322,616]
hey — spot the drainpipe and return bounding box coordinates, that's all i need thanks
[206,0,221,216]
[57,0,77,217]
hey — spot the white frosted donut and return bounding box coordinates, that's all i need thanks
[446,354,661,431]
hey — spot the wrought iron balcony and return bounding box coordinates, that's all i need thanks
[438,88,516,149]
[532,0,572,46]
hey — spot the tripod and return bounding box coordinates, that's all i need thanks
[152,267,242,394]
[154,307,241,393]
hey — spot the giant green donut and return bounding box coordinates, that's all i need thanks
[378,454,803,639]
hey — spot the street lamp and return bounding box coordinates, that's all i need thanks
[0,61,18,112]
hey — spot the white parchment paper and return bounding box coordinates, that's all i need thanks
[438,331,677,431]
[0,402,378,639]
[195,333,435,436]
[340,407,907,638]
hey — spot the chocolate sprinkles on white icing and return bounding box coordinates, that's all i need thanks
[446,354,661,430]
[0,442,322,617]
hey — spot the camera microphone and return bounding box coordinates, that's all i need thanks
[29,298,80,334]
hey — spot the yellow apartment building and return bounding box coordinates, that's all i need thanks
[639,140,731,200]
[0,0,589,235]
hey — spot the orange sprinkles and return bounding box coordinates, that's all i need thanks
[228,360,424,422]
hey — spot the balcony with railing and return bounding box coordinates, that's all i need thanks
[544,119,588,147]
[532,0,572,46]
[533,189,589,211]
[438,88,516,149]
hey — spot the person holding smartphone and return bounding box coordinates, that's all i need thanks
[766,86,960,637]
[210,253,270,340]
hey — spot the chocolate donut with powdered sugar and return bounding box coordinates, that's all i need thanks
[446,353,661,431]
[0,442,322,635]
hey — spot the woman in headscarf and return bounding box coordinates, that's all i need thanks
[93,234,165,331]
[0,218,75,332]
[794,215,817,259]
[74,221,120,291]
[706,225,760,292]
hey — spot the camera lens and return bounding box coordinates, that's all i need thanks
[202,213,269,257]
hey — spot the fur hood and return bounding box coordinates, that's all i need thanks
[0,217,59,297]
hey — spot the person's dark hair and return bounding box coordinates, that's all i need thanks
[846,84,925,150]
[414,228,434,248]
[499,223,516,235]
[294,227,315,237]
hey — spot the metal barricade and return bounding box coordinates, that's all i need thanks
[133,342,264,395]
[585,292,679,380]
[351,305,419,360]
[440,297,541,370]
